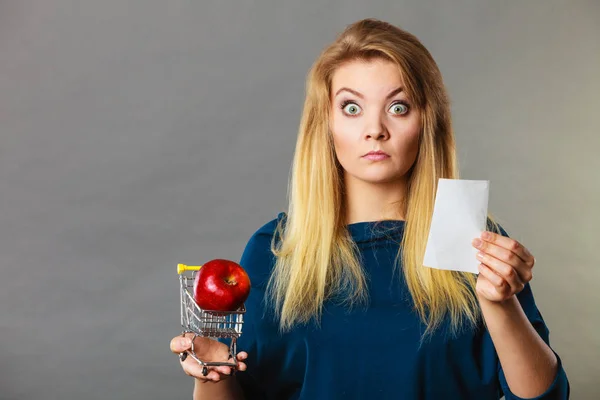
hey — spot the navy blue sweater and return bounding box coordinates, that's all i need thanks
[223,212,569,399]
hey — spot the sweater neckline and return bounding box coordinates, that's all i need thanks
[346,219,405,243]
[276,212,405,244]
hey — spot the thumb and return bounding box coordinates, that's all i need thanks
[170,335,192,354]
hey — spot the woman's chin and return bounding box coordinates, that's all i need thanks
[356,174,406,185]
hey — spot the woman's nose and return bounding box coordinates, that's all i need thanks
[364,114,389,140]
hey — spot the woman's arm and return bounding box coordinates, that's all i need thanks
[474,226,569,399]
[480,295,559,398]
[193,376,246,400]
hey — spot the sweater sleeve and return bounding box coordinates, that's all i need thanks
[490,223,570,399]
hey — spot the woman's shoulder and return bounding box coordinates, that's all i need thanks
[250,211,287,240]
[239,211,287,287]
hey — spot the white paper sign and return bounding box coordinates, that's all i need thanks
[423,178,489,274]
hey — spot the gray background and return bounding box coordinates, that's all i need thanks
[1,1,598,399]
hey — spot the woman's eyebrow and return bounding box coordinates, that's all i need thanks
[334,86,404,99]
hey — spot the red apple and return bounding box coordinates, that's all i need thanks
[193,259,251,312]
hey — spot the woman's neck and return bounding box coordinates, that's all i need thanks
[343,175,407,224]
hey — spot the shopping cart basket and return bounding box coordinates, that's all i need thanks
[177,263,246,376]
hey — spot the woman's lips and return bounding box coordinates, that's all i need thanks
[363,153,390,161]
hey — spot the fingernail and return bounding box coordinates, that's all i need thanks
[482,231,491,240]
[180,337,191,347]
[472,239,482,248]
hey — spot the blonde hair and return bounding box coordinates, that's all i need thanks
[265,18,501,340]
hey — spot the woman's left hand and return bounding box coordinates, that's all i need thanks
[472,231,536,303]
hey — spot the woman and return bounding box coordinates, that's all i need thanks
[170,18,569,399]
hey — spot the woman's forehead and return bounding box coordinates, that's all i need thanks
[330,59,406,97]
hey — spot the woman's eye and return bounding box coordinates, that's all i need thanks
[389,102,409,115]
[340,101,409,116]
[342,102,362,115]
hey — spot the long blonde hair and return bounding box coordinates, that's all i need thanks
[265,18,501,340]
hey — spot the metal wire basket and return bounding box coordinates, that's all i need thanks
[177,263,246,376]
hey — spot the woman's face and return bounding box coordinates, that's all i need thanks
[329,58,421,185]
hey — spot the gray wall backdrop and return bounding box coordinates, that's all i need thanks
[1,1,598,399]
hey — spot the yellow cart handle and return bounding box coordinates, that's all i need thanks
[177,263,202,275]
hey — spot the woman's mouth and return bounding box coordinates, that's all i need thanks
[362,151,390,161]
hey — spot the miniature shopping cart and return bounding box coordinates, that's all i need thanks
[177,263,246,376]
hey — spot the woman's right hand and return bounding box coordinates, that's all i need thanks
[170,332,248,382]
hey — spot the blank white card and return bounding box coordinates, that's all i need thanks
[423,178,489,274]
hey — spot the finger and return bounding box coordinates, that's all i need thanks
[208,365,239,381]
[477,264,513,300]
[473,238,522,267]
[180,356,211,379]
[206,370,222,382]
[237,361,247,372]
[479,231,533,266]
[477,262,506,288]
[237,351,248,360]
[170,335,192,353]
[181,357,231,381]
[214,365,234,375]
[476,268,504,301]
[476,251,524,294]
[473,239,531,283]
